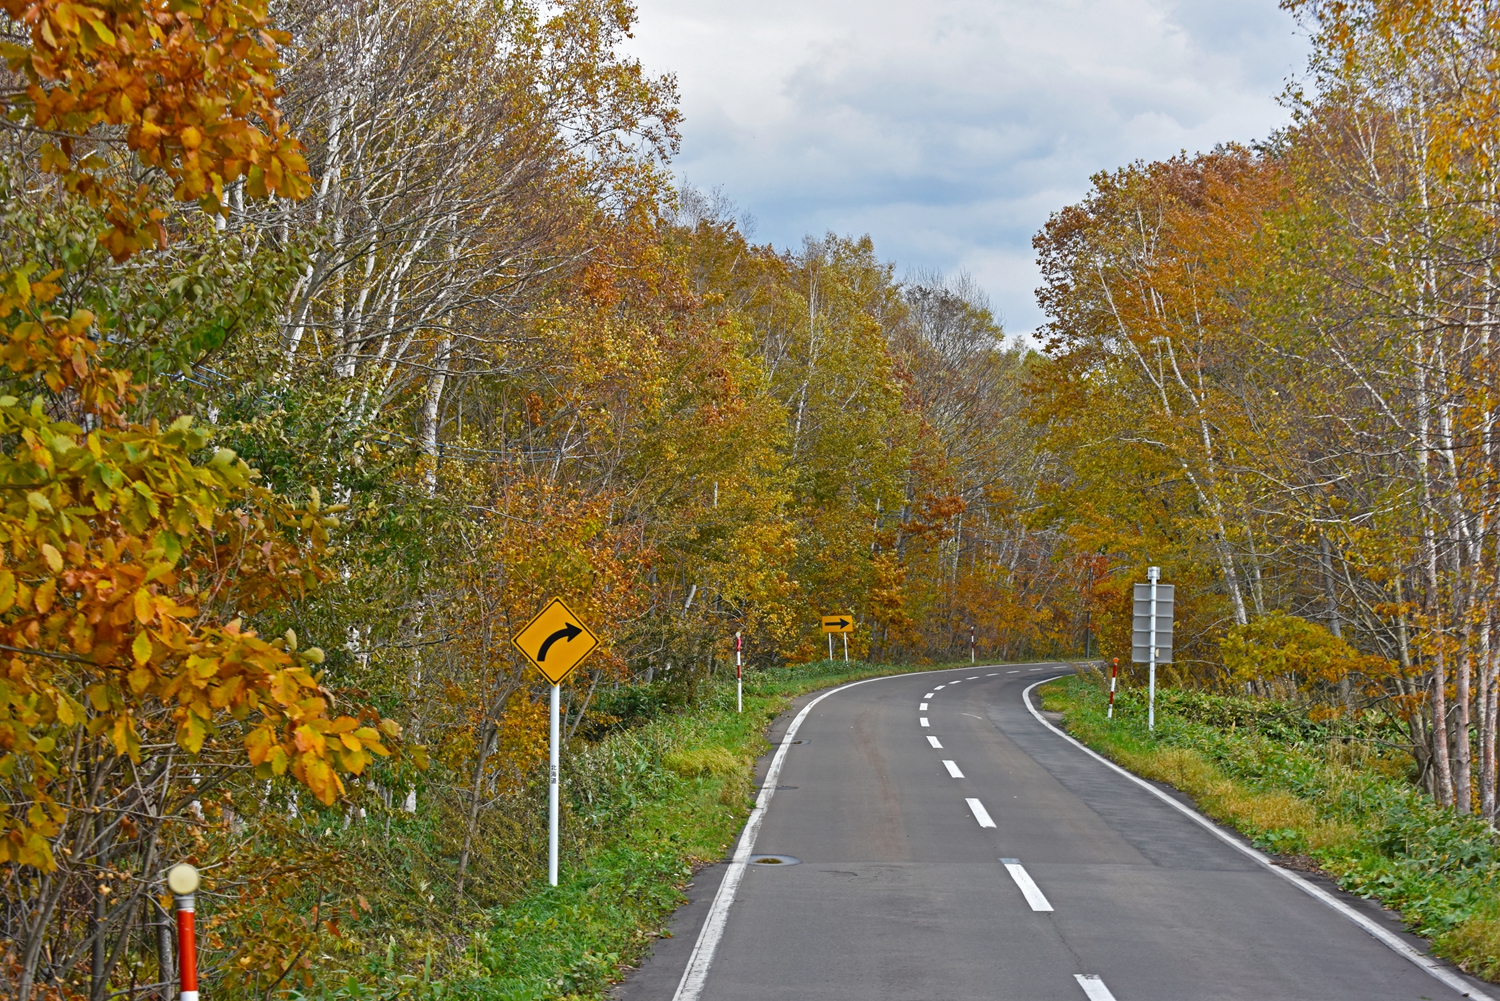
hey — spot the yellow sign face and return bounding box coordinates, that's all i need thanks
[512,597,600,685]
[821,614,855,634]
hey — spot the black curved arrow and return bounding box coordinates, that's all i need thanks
[537,622,583,662]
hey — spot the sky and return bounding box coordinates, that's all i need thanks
[621,0,1310,338]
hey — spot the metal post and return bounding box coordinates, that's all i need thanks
[549,682,560,886]
[1108,657,1118,719]
[842,632,848,662]
[828,632,833,661]
[735,632,743,714]
[166,864,199,1001]
[1148,566,1159,732]
[970,625,975,663]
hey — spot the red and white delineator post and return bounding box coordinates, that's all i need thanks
[735,632,743,713]
[1107,657,1119,719]
[970,625,976,664]
[166,863,200,1001]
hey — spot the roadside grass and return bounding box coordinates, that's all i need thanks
[300,657,1015,1000]
[1039,674,1500,982]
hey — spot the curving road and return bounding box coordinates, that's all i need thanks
[617,664,1492,1001]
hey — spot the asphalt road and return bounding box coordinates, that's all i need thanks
[617,663,1492,1001]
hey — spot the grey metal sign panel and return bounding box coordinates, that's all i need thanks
[1130,582,1175,663]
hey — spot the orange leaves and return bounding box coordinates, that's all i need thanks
[0,0,311,257]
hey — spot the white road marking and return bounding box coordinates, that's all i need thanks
[920,717,930,727]
[669,665,1050,1001]
[919,702,928,710]
[1029,668,1043,671]
[1000,858,1054,911]
[986,673,997,676]
[951,680,962,684]
[967,676,979,679]
[673,672,905,1001]
[1007,670,1020,674]
[966,798,996,827]
[935,685,946,689]
[1021,677,1499,1001]
[942,760,964,778]
[1074,975,1117,1001]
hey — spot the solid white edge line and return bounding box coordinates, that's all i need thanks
[671,663,1051,1001]
[943,759,964,778]
[1022,677,1496,1001]
[1074,973,1117,1001]
[927,735,943,748]
[966,797,997,827]
[1002,861,1055,912]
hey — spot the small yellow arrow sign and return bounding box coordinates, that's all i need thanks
[821,614,855,634]
[512,597,600,685]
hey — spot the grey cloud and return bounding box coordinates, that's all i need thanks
[625,0,1308,334]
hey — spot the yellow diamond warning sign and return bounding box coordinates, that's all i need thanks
[512,597,600,685]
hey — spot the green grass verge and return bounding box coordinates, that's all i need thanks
[1039,674,1500,982]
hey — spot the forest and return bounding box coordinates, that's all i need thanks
[3,0,1500,995]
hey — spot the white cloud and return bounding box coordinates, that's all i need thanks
[623,0,1308,336]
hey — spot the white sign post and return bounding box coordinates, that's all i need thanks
[511,596,600,887]
[735,631,743,713]
[1131,567,1174,732]
[549,683,559,884]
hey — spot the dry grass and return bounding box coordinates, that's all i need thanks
[663,746,743,778]
[663,746,752,806]
[1440,912,1500,982]
[1112,743,1358,853]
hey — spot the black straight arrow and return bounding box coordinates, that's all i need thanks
[537,623,582,662]
[829,618,850,630]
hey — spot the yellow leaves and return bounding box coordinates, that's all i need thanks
[131,630,151,665]
[33,578,54,613]
[132,587,153,624]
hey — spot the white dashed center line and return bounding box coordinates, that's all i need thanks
[935,685,946,690]
[924,692,935,698]
[942,760,964,778]
[1074,974,1118,1001]
[1007,670,1020,674]
[920,717,930,727]
[986,673,997,676]
[967,676,978,679]
[1000,858,1054,911]
[966,798,996,827]
[919,702,928,710]
[927,735,943,748]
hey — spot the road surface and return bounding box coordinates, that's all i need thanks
[617,664,1491,1001]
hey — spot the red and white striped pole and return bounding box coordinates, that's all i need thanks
[167,863,200,1001]
[970,625,975,664]
[735,631,743,713]
[1107,657,1119,720]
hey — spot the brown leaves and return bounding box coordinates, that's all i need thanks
[0,0,311,258]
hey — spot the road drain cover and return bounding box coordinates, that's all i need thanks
[749,854,801,866]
